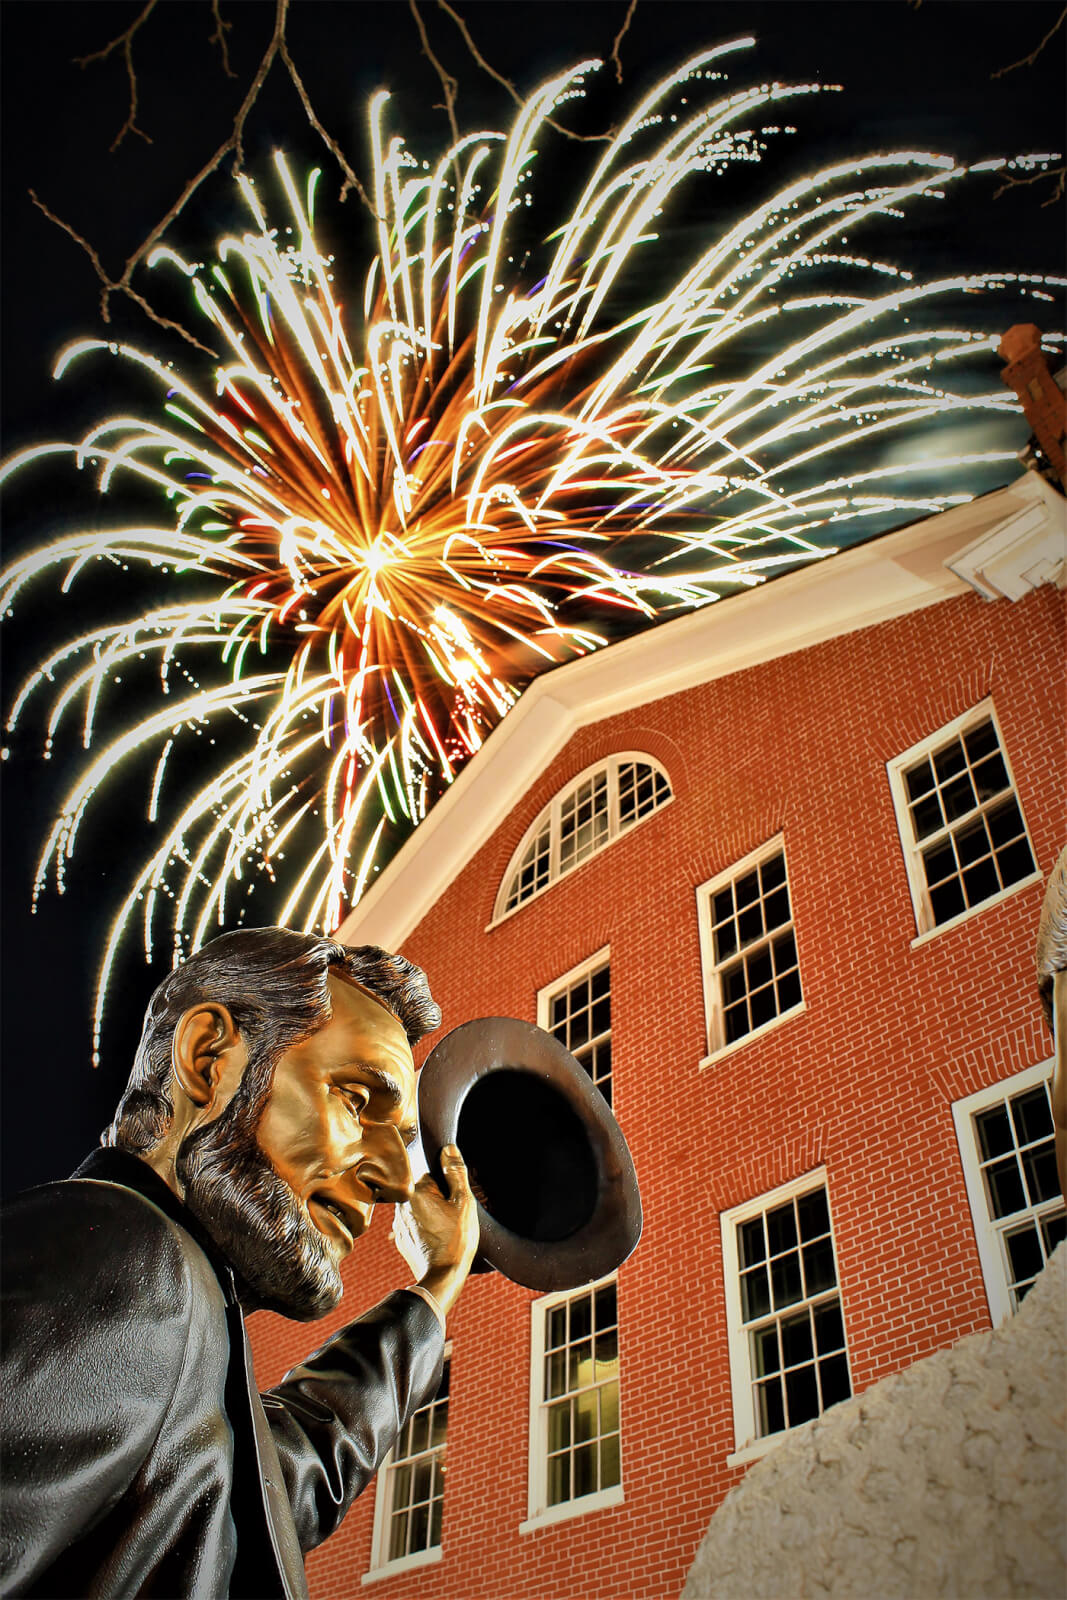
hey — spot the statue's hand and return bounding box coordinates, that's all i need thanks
[391,1144,479,1316]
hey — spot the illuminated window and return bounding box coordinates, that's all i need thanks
[523,1277,623,1529]
[887,703,1038,938]
[495,755,671,920]
[539,950,612,1106]
[696,836,804,1059]
[367,1355,449,1577]
[721,1172,852,1460]
[953,1063,1065,1326]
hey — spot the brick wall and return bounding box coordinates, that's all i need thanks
[248,581,1064,1600]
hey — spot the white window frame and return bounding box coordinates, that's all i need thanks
[886,699,1041,946]
[952,1060,1063,1328]
[520,1273,625,1533]
[696,833,806,1066]
[491,753,672,926]
[537,946,612,1105]
[720,1168,852,1467]
[363,1344,451,1583]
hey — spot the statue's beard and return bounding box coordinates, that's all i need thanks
[175,1062,342,1322]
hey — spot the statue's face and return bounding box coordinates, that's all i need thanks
[255,972,418,1259]
[177,971,419,1320]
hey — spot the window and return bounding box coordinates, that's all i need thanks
[539,950,612,1106]
[887,704,1038,939]
[495,754,671,921]
[952,1063,1065,1327]
[721,1172,852,1460]
[523,1277,623,1529]
[366,1355,449,1578]
[696,836,804,1059]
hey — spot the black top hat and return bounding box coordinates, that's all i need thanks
[417,1016,643,1292]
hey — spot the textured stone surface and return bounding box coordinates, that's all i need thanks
[683,1245,1066,1600]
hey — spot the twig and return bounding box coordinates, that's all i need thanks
[280,42,376,212]
[434,0,612,143]
[29,188,215,353]
[992,5,1065,77]
[76,0,158,151]
[410,0,461,152]
[609,0,638,85]
[994,164,1066,207]
[209,0,237,79]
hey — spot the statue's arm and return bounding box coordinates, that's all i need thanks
[0,1182,194,1594]
[261,1289,444,1552]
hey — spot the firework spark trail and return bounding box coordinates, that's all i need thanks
[1,41,1062,1057]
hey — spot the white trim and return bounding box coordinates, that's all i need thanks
[490,754,671,926]
[720,1167,852,1457]
[336,477,1050,953]
[886,699,1039,941]
[526,1273,622,1527]
[519,1484,625,1534]
[536,946,612,1018]
[951,1060,1059,1328]
[365,1343,451,1578]
[946,470,1066,600]
[696,834,804,1059]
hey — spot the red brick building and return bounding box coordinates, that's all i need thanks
[249,469,1066,1600]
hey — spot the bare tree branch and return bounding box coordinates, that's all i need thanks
[209,0,237,80]
[610,0,638,85]
[76,0,158,151]
[434,0,613,143]
[410,0,461,152]
[280,42,377,212]
[994,164,1066,207]
[992,5,1065,77]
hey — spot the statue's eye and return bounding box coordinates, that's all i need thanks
[340,1085,369,1117]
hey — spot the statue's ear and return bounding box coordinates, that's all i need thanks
[171,1003,241,1109]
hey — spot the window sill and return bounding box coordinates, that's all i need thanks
[726,1432,791,1469]
[361,1547,442,1585]
[519,1483,624,1534]
[699,1001,807,1070]
[909,870,1042,949]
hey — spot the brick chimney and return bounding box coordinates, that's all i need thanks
[998,323,1066,487]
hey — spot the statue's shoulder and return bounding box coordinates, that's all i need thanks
[2,1175,225,1329]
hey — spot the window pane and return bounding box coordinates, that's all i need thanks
[813,1299,845,1354]
[713,887,734,924]
[756,1378,785,1437]
[574,1389,598,1444]
[904,756,935,801]
[573,1442,597,1498]
[941,772,977,822]
[547,1453,568,1506]
[753,1324,780,1376]
[817,1352,851,1409]
[410,1412,429,1454]
[749,982,777,1031]
[772,929,798,974]
[741,1265,771,1321]
[389,1509,409,1562]
[933,739,966,782]
[1005,1222,1043,1286]
[961,857,999,907]
[781,1310,814,1368]
[777,969,803,1012]
[410,1502,429,1551]
[767,1202,798,1255]
[739,1217,766,1267]
[600,1382,619,1435]
[911,793,944,841]
[802,1238,837,1296]
[929,877,966,925]
[996,837,1036,886]
[595,1328,619,1378]
[738,904,764,945]
[797,1187,830,1241]
[547,1400,570,1453]
[429,1497,443,1547]
[971,751,1008,800]
[747,947,773,992]
[595,1284,617,1329]
[976,1104,1013,1160]
[761,853,786,890]
[985,1157,1026,1219]
[955,817,989,866]
[546,1350,567,1398]
[715,921,738,962]
[736,869,760,908]
[763,886,790,930]
[963,720,998,763]
[771,1253,803,1310]
[724,1002,749,1044]
[785,1363,819,1426]
[570,1294,592,1343]
[1042,1211,1067,1253]
[600,1432,621,1489]
[568,1340,593,1390]
[922,839,956,886]
[1022,1147,1059,1207]
[413,1459,432,1502]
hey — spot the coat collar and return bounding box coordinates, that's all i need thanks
[72,1145,239,1303]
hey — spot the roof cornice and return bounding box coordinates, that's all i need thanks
[337,474,1065,951]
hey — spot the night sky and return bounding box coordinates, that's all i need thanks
[1,1,1064,1200]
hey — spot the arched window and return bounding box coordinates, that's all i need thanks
[494,754,672,921]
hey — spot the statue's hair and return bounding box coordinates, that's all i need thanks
[103,927,440,1154]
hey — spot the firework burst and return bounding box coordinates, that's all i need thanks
[1,41,1062,1054]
